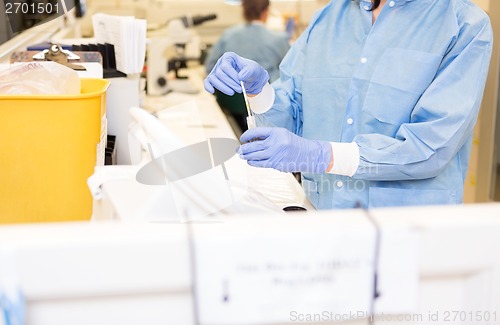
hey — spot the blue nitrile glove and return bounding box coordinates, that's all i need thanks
[204,52,269,96]
[238,127,332,174]
[1,290,26,325]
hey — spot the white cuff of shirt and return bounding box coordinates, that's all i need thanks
[327,142,360,177]
[248,83,275,114]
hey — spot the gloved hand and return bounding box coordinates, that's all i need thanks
[204,52,269,96]
[238,127,332,174]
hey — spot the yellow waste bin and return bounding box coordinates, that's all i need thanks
[0,78,110,224]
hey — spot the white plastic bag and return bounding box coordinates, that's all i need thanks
[0,62,80,95]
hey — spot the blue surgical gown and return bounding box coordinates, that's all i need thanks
[257,0,493,209]
[205,23,290,82]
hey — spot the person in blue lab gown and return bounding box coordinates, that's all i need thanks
[205,0,290,82]
[205,0,290,131]
[204,0,493,209]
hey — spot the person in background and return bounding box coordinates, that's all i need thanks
[204,0,290,132]
[204,0,493,210]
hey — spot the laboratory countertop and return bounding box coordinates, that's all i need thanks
[93,66,312,221]
[2,203,500,325]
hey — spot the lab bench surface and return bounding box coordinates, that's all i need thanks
[92,67,312,221]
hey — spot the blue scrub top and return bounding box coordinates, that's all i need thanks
[205,23,290,82]
[258,0,493,209]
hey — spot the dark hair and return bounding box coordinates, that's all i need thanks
[372,0,380,10]
[242,0,270,22]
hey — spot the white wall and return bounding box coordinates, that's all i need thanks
[473,0,490,11]
[82,0,326,42]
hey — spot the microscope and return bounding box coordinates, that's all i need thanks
[146,14,216,96]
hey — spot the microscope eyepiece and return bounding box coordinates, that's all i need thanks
[180,14,217,27]
[192,14,217,26]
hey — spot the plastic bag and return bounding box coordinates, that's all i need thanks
[0,62,80,95]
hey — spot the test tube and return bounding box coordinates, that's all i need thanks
[240,81,256,129]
